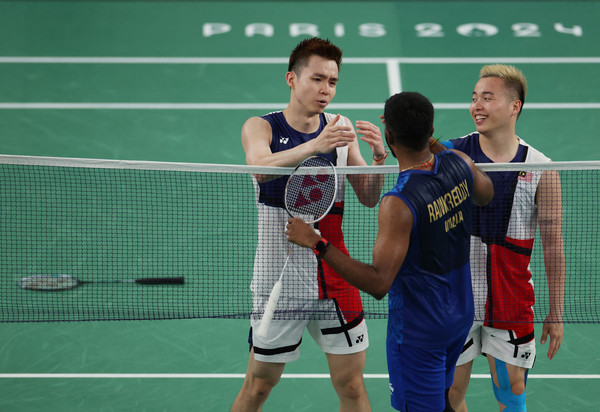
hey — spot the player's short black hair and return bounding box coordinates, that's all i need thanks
[384,92,434,152]
[288,37,342,74]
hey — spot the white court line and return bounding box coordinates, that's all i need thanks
[0,57,599,64]
[386,60,402,95]
[0,103,598,110]
[1,56,597,109]
[0,373,599,379]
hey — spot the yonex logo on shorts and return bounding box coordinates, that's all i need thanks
[356,334,364,344]
[279,137,289,144]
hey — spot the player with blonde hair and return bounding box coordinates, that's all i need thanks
[432,64,566,412]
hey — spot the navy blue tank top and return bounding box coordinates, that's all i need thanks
[385,151,475,347]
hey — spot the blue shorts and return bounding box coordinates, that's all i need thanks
[386,331,468,412]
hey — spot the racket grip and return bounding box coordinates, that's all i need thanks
[134,277,185,285]
[256,280,282,339]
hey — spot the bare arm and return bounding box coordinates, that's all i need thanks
[286,195,411,299]
[346,117,387,208]
[242,117,312,169]
[537,170,565,359]
[241,114,356,181]
[448,149,494,207]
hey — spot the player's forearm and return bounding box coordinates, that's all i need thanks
[255,143,318,168]
[546,276,565,321]
[321,246,389,300]
[545,246,566,321]
[249,141,325,182]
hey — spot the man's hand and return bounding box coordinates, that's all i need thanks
[311,114,356,154]
[540,317,564,360]
[355,120,385,159]
[286,217,321,249]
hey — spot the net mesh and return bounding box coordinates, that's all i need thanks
[0,155,598,323]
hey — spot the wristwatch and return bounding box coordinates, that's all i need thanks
[312,238,330,257]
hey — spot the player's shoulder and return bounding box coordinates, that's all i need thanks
[248,111,282,124]
[518,137,552,163]
[242,115,273,139]
[243,115,269,128]
[245,111,282,127]
[379,193,412,220]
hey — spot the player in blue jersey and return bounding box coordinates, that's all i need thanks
[433,65,566,412]
[231,38,387,412]
[287,91,494,412]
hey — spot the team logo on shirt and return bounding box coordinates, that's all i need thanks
[518,171,534,182]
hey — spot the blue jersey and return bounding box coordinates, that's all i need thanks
[385,151,475,348]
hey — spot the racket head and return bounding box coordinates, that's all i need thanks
[19,274,79,291]
[284,156,338,224]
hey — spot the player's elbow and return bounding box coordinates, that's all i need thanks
[253,173,279,184]
[370,290,388,300]
[360,199,379,208]
[474,185,494,206]
[357,193,380,208]
[369,283,389,300]
[478,176,494,205]
[474,193,492,207]
[363,268,392,300]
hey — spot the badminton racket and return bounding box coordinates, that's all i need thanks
[256,156,337,338]
[19,274,185,291]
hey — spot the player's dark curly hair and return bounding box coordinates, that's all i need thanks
[288,37,342,74]
[384,92,434,153]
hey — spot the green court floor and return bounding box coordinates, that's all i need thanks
[1,1,599,411]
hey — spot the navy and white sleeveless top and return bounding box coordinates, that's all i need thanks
[251,112,360,318]
[444,132,550,336]
[257,112,337,208]
[385,151,475,347]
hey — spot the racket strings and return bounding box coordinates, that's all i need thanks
[285,157,337,223]
[19,275,79,291]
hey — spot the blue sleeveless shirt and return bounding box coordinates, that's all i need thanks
[385,151,475,347]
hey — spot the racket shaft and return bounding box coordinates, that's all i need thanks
[256,280,282,338]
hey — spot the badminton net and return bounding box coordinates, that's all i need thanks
[0,155,598,323]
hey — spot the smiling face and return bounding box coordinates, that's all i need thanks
[287,55,339,116]
[470,76,522,137]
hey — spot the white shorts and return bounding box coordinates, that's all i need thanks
[456,322,536,369]
[250,296,368,363]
